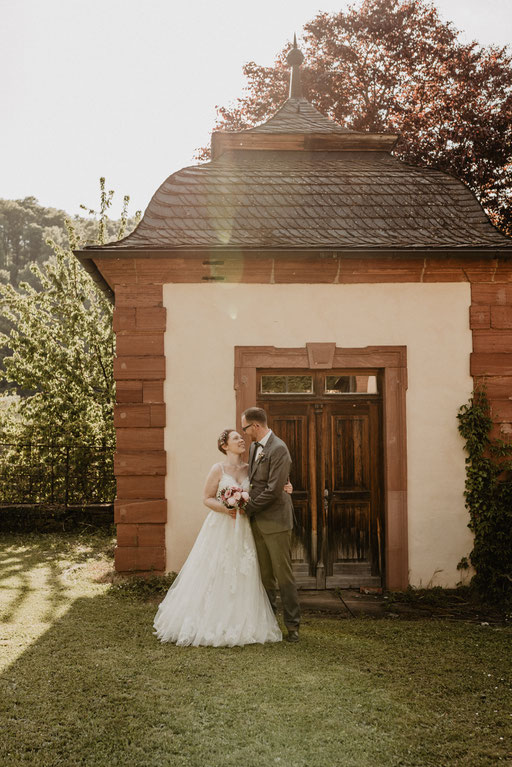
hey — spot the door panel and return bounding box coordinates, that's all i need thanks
[266,406,317,588]
[331,415,370,492]
[325,402,382,588]
[328,500,371,561]
[270,413,308,492]
[258,374,384,589]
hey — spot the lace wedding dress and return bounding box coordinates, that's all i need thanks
[153,471,282,647]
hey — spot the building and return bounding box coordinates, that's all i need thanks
[75,42,512,590]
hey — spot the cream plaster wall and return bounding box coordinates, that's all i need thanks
[163,282,473,587]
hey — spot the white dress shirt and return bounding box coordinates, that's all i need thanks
[254,429,272,463]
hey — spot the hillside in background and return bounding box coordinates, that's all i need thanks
[0,196,138,394]
[0,196,138,288]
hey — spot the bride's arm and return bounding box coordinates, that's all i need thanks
[203,464,232,515]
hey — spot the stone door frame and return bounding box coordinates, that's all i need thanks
[234,343,409,590]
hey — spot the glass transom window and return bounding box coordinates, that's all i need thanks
[325,375,378,394]
[261,375,313,394]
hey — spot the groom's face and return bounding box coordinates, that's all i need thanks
[241,415,257,442]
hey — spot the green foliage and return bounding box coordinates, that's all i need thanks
[0,246,115,444]
[0,197,68,285]
[79,179,136,246]
[457,389,512,605]
[0,198,68,384]
[0,192,140,289]
[0,189,139,394]
[0,180,140,502]
[108,572,177,600]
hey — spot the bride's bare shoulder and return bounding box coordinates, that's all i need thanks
[204,462,222,479]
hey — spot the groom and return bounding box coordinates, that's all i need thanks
[241,407,301,643]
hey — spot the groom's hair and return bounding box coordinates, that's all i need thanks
[243,407,267,425]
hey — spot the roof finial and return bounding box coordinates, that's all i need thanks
[286,34,304,99]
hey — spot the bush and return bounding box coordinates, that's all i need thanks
[457,389,512,606]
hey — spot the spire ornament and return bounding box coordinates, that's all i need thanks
[286,34,304,99]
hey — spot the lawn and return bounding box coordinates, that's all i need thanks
[1,532,511,767]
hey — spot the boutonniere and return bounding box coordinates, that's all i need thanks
[257,451,266,461]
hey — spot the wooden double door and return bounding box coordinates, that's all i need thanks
[258,372,384,589]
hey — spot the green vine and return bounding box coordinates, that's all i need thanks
[457,389,512,606]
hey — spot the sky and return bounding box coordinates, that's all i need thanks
[2,0,512,218]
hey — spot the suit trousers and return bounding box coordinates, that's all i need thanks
[251,523,300,630]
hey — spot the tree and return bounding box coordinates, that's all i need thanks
[204,0,512,234]
[0,193,139,393]
[0,197,68,286]
[0,247,114,446]
[0,181,140,502]
[0,196,139,288]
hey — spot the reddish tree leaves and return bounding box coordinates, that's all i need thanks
[203,0,512,235]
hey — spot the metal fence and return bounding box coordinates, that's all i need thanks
[0,442,116,505]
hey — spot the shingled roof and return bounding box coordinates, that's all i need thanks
[246,97,353,134]
[96,148,510,251]
[84,39,512,255]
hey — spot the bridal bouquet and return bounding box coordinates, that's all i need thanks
[219,486,250,513]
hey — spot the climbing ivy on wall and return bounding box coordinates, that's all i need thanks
[457,389,512,606]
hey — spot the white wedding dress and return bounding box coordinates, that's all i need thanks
[153,471,282,647]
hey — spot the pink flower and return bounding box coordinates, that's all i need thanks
[227,497,237,506]
[233,491,241,501]
[241,492,249,501]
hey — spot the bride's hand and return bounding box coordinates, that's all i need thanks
[284,480,293,494]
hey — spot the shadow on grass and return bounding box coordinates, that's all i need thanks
[1,591,511,767]
[0,532,114,625]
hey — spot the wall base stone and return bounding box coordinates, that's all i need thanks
[114,544,166,573]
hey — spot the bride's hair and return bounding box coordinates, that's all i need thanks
[217,428,235,454]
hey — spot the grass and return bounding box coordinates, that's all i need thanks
[1,532,511,767]
[382,584,510,622]
[108,571,177,599]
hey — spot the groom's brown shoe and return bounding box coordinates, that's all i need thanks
[286,629,299,643]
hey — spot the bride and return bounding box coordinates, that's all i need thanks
[153,428,285,647]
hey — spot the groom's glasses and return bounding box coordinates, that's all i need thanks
[241,423,254,432]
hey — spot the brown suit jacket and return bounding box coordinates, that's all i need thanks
[246,432,294,534]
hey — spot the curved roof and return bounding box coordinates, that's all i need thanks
[85,40,511,254]
[97,148,512,252]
